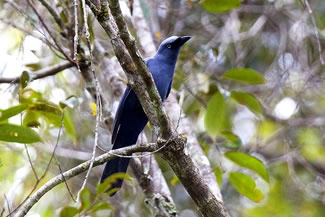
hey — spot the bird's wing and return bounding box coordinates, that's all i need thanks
[111,87,132,145]
[165,81,172,99]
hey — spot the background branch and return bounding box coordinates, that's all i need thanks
[0,61,73,84]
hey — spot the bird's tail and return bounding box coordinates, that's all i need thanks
[100,157,130,196]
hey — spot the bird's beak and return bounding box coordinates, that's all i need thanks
[180,36,192,45]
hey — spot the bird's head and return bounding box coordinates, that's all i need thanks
[156,36,191,59]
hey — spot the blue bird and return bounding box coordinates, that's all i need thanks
[100,36,191,195]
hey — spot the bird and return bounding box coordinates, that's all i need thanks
[100,36,191,195]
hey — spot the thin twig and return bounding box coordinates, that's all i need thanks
[26,0,75,64]
[304,0,325,65]
[73,0,79,62]
[4,195,11,217]
[76,0,102,202]
[38,0,65,29]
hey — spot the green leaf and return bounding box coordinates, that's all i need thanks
[25,63,41,71]
[20,71,33,89]
[19,88,43,104]
[202,0,241,13]
[63,109,77,142]
[230,91,263,116]
[96,173,133,197]
[220,131,242,148]
[79,188,91,211]
[23,111,40,128]
[59,95,79,109]
[204,90,225,137]
[29,102,63,126]
[229,172,264,202]
[59,206,79,217]
[222,68,265,84]
[60,11,68,23]
[225,151,269,182]
[213,167,223,187]
[0,124,41,144]
[89,201,114,213]
[0,104,28,122]
[170,175,179,185]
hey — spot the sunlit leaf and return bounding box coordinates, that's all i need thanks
[20,71,33,89]
[213,167,223,187]
[19,89,43,104]
[63,109,77,142]
[220,131,242,148]
[79,188,91,211]
[201,0,241,13]
[231,91,263,116]
[222,68,265,84]
[229,172,264,202]
[170,175,179,185]
[0,104,28,122]
[0,124,41,144]
[59,206,79,217]
[89,201,114,213]
[96,173,133,197]
[7,27,23,52]
[23,111,40,128]
[204,90,225,137]
[25,63,42,71]
[89,102,97,116]
[225,152,269,182]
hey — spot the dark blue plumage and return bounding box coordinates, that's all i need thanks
[100,36,191,195]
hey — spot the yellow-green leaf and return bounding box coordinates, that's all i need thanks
[222,68,265,84]
[213,167,223,187]
[59,206,79,217]
[205,90,225,137]
[231,91,263,116]
[29,102,62,126]
[229,172,264,202]
[0,104,28,122]
[0,124,41,144]
[79,188,91,211]
[19,88,42,104]
[89,102,96,116]
[225,151,269,182]
[63,109,77,142]
[96,173,133,197]
[20,71,33,89]
[202,0,241,13]
[170,175,179,186]
[23,111,40,128]
[220,131,242,148]
[89,202,114,213]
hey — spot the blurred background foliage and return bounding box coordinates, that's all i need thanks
[1,0,325,216]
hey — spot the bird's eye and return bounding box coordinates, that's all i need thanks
[167,44,172,49]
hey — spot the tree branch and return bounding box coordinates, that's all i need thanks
[13,143,158,217]
[86,1,229,216]
[0,61,73,84]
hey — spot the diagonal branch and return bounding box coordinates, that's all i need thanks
[13,142,158,217]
